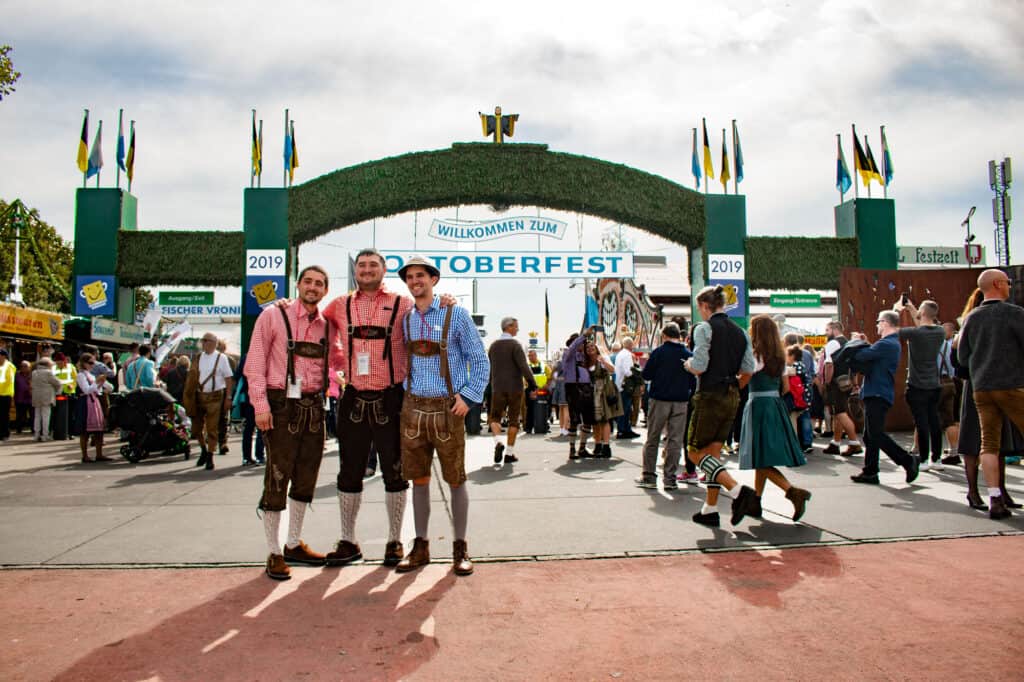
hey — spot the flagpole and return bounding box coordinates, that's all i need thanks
[127,120,134,194]
[864,134,871,199]
[82,108,88,188]
[257,119,263,188]
[95,120,102,188]
[283,108,289,187]
[731,120,738,195]
[250,109,256,189]
[116,109,123,189]
[880,125,888,200]
[289,119,295,188]
[702,118,707,196]
[722,128,727,194]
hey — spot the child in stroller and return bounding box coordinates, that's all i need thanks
[109,387,192,463]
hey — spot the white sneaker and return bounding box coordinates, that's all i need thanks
[919,460,931,472]
[930,459,945,471]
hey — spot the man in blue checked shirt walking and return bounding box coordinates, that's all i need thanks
[394,256,489,577]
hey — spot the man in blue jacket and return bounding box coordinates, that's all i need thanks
[635,323,695,491]
[851,310,920,485]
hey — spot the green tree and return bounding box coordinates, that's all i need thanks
[134,287,154,314]
[0,199,74,312]
[0,45,21,100]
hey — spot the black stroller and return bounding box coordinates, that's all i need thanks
[108,387,191,463]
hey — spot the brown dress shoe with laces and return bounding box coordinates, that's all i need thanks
[283,540,326,566]
[324,540,362,566]
[383,540,404,567]
[452,539,474,576]
[785,487,812,522]
[266,553,291,580]
[395,537,430,572]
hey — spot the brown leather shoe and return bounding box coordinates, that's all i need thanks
[266,553,291,580]
[383,540,404,567]
[324,540,362,566]
[452,539,474,576]
[283,540,326,566]
[841,443,863,456]
[785,486,812,522]
[395,537,430,572]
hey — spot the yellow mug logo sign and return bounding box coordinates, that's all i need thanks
[250,279,279,307]
[722,284,738,307]
[79,279,109,310]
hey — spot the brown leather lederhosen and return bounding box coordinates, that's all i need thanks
[400,305,466,486]
[258,307,330,512]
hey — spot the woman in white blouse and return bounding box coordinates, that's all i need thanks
[76,353,113,463]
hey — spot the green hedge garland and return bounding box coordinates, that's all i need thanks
[117,230,244,286]
[746,236,859,290]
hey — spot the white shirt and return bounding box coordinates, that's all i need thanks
[614,348,635,390]
[823,338,842,365]
[197,351,233,392]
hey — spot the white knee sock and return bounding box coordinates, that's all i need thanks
[285,501,307,549]
[263,510,282,555]
[338,491,361,543]
[385,490,407,543]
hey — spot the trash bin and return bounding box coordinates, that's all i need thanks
[465,401,483,435]
[532,389,551,435]
[52,395,69,440]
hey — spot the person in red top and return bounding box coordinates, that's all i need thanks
[245,265,331,581]
[318,249,458,567]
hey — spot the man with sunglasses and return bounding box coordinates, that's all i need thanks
[957,269,1024,520]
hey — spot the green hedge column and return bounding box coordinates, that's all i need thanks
[74,189,136,323]
[834,198,897,269]
[704,194,748,329]
[242,188,289,351]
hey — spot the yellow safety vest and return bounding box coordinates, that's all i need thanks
[0,362,14,397]
[529,362,549,389]
[54,365,77,395]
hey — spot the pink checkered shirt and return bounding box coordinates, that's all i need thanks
[244,299,328,415]
[323,286,412,392]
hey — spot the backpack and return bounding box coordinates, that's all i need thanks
[622,364,645,393]
[787,374,807,409]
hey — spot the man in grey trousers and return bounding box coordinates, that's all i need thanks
[635,323,696,492]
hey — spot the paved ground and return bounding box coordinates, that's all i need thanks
[1,425,1022,679]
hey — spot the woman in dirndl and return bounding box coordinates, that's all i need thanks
[738,315,812,521]
[583,340,622,459]
[76,353,112,463]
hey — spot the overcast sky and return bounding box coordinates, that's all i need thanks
[2,0,1022,345]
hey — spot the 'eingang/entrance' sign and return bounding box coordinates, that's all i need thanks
[428,217,568,243]
[383,251,634,279]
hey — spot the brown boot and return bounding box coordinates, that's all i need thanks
[786,487,812,522]
[265,553,291,580]
[452,539,473,576]
[395,537,430,573]
[324,540,362,567]
[283,540,326,566]
[383,540,404,567]
[990,495,1012,520]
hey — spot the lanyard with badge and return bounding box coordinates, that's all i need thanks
[353,293,384,378]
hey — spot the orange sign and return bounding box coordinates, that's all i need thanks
[805,335,827,349]
[0,304,64,340]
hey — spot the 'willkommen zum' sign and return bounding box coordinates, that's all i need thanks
[428,218,568,243]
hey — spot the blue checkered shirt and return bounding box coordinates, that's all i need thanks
[403,297,489,404]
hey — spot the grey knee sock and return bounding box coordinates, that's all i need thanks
[412,483,430,539]
[450,484,469,541]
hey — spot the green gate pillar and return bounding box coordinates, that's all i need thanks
[73,189,136,323]
[242,188,289,352]
[703,194,748,329]
[834,198,898,269]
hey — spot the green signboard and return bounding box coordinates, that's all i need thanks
[770,293,821,308]
[159,291,214,306]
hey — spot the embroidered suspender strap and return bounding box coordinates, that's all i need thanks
[199,354,222,392]
[404,311,414,386]
[277,305,297,385]
[385,294,400,385]
[439,305,455,397]
[345,295,354,381]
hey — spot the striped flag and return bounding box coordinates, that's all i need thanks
[881,126,894,186]
[126,125,136,182]
[544,290,550,349]
[702,118,714,180]
[116,116,126,172]
[251,113,262,177]
[86,121,103,179]
[836,135,852,195]
[732,120,744,185]
[852,125,880,186]
[691,128,702,189]
[863,135,883,186]
[76,111,89,173]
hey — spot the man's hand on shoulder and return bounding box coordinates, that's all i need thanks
[273,298,293,310]
[438,293,459,308]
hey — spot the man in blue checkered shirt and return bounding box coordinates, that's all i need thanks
[394,256,489,576]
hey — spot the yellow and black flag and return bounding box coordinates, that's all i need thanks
[720,128,731,190]
[251,114,262,178]
[126,123,135,183]
[702,118,714,180]
[77,110,89,173]
[852,124,882,186]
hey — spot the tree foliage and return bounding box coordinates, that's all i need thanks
[0,45,21,101]
[0,199,75,312]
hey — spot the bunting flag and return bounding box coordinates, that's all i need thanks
[544,290,550,348]
[690,128,702,189]
[116,118,126,172]
[86,121,103,179]
[288,121,298,183]
[126,126,136,182]
[836,135,852,194]
[702,118,714,180]
[720,129,731,190]
[76,111,89,173]
[863,135,883,186]
[251,116,262,177]
[732,120,744,185]
[881,125,894,186]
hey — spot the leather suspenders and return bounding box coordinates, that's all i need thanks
[346,294,402,385]
[277,305,329,395]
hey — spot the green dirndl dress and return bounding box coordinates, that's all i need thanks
[738,370,806,470]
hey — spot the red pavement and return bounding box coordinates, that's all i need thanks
[3,536,1022,681]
